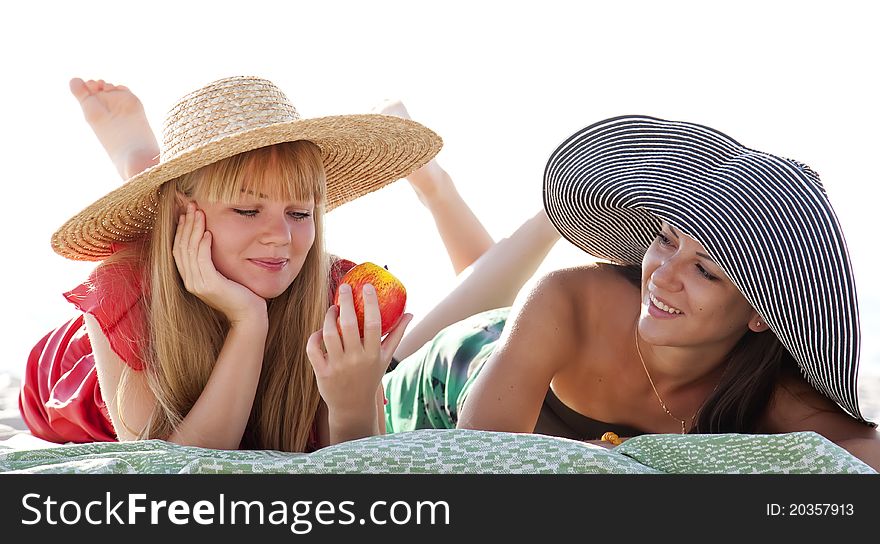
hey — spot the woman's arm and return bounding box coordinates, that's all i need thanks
[376,385,387,435]
[165,318,268,449]
[395,210,560,361]
[457,270,577,433]
[764,376,880,472]
[86,313,268,449]
[86,314,156,441]
[161,203,271,449]
[308,284,412,447]
[836,436,880,472]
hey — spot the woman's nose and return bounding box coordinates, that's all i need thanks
[650,256,685,292]
[261,214,292,245]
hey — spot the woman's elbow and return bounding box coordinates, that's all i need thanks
[837,437,880,472]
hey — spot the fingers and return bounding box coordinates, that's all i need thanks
[195,230,214,288]
[306,329,328,375]
[380,313,414,366]
[173,205,194,286]
[69,78,88,101]
[85,79,103,95]
[172,203,209,292]
[361,284,382,353]
[188,206,205,260]
[172,213,189,286]
[335,284,361,351]
[177,203,195,251]
[316,284,409,381]
[189,208,207,287]
[321,305,343,359]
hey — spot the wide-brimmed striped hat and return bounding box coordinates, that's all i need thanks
[544,115,871,425]
[52,76,442,261]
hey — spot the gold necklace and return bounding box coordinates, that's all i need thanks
[634,328,692,434]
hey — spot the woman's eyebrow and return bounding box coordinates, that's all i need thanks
[696,251,717,264]
[238,188,312,208]
[666,225,717,264]
[241,189,270,199]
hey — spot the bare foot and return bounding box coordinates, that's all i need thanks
[70,78,160,180]
[373,99,453,205]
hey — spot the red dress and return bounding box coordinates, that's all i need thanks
[19,257,357,445]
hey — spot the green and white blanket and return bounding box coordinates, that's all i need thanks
[0,429,874,474]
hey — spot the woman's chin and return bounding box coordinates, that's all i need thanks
[637,316,679,346]
[260,288,290,300]
[244,281,293,300]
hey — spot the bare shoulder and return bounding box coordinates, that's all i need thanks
[531,262,638,324]
[496,265,584,360]
[535,261,635,289]
[457,263,634,433]
[526,262,635,307]
[764,372,879,470]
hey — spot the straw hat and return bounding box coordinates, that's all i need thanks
[52,76,443,261]
[544,115,872,425]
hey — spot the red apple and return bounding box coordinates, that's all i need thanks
[333,262,407,337]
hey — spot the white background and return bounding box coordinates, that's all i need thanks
[1,1,877,384]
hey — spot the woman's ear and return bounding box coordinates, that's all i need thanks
[748,315,768,333]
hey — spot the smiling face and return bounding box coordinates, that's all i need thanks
[196,194,316,299]
[639,223,761,351]
[180,141,326,300]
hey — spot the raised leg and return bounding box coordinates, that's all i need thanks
[395,209,560,360]
[375,100,494,274]
[69,78,160,180]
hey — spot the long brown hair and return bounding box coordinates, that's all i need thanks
[611,263,792,433]
[691,330,792,433]
[110,140,328,452]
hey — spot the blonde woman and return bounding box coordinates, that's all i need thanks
[21,76,559,452]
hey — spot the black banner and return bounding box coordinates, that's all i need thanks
[1,475,877,539]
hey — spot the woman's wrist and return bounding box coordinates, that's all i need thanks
[227,314,270,345]
[228,305,269,330]
[326,407,379,444]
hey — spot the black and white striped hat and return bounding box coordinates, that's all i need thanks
[543,115,871,425]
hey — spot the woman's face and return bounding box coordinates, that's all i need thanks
[639,223,760,349]
[194,190,316,299]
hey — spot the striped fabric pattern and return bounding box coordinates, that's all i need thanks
[543,115,868,424]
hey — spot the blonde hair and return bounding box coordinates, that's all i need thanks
[111,140,328,452]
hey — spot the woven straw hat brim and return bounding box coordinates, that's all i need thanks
[544,115,871,425]
[52,114,441,261]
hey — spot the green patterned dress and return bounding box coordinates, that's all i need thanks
[383,308,509,432]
